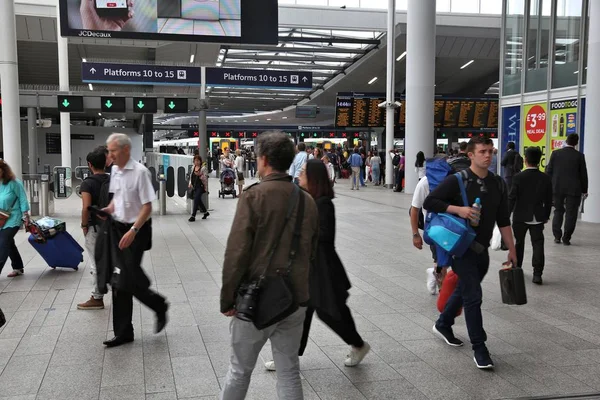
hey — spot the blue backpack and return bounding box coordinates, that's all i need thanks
[423,172,476,259]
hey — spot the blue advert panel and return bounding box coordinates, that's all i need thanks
[82,62,201,86]
[501,105,521,177]
[206,67,312,89]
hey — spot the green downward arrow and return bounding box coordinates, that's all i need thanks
[137,101,144,109]
[62,99,70,108]
[168,101,176,110]
[105,100,113,109]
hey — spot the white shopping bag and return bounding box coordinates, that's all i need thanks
[491,224,502,251]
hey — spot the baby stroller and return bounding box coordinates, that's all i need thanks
[219,162,237,198]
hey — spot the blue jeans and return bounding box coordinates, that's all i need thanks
[437,249,489,350]
[359,167,366,186]
[249,162,256,177]
[0,226,24,274]
[371,167,380,184]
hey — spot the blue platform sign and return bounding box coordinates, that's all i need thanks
[501,105,521,177]
[82,62,201,86]
[206,67,312,90]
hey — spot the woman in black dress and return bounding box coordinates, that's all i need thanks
[264,159,370,370]
[188,155,210,222]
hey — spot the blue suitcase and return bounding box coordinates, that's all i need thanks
[28,231,84,270]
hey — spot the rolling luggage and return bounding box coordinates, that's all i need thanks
[437,270,462,316]
[27,218,83,271]
[499,266,527,305]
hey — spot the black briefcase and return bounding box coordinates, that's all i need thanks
[499,266,527,305]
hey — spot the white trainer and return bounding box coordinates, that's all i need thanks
[264,360,276,371]
[344,342,371,367]
[426,267,437,295]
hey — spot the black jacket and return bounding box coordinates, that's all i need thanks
[546,147,588,196]
[508,169,553,223]
[308,196,351,320]
[501,149,518,177]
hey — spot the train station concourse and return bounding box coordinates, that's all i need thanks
[2,0,600,399]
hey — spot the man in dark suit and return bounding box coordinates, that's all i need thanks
[509,147,553,284]
[546,134,588,245]
[501,141,518,190]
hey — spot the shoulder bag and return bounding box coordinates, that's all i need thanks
[236,184,306,330]
[0,191,19,229]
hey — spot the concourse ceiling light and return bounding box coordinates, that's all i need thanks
[282,116,288,119]
[460,60,475,70]
[267,118,272,121]
[88,83,94,91]
[368,76,378,85]
[396,51,406,61]
[255,119,259,121]
[190,54,195,63]
[82,58,87,62]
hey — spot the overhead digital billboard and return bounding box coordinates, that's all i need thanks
[59,0,277,44]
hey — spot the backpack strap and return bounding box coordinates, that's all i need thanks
[455,171,470,207]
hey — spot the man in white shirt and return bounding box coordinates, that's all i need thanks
[102,133,169,347]
[289,143,308,184]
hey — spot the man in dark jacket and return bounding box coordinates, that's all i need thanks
[508,147,553,284]
[501,141,518,190]
[220,131,319,400]
[546,134,588,245]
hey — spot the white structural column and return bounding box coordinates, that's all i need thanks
[0,0,23,179]
[405,0,436,195]
[57,14,71,169]
[28,108,38,174]
[583,2,600,223]
[384,0,396,188]
[199,67,208,161]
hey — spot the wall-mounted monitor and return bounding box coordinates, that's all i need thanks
[59,0,278,44]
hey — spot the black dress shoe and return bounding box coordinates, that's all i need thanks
[103,336,134,348]
[532,275,543,285]
[202,212,210,220]
[155,304,169,334]
[562,239,571,246]
[554,238,562,244]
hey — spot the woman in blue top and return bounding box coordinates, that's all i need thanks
[0,160,30,277]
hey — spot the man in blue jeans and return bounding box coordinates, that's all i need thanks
[423,137,517,369]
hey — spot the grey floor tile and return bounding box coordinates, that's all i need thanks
[171,355,220,398]
[144,351,176,394]
[36,363,101,400]
[355,379,428,400]
[101,346,144,388]
[0,353,51,397]
[99,384,144,400]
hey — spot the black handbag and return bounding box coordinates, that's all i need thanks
[237,184,306,330]
[499,266,527,305]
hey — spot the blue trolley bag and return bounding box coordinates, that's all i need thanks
[424,172,476,258]
[28,231,84,271]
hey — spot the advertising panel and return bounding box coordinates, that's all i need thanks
[522,103,548,171]
[549,99,577,156]
[501,106,520,177]
[59,0,277,44]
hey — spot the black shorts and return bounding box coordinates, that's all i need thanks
[430,244,438,263]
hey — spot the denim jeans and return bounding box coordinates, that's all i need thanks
[437,249,490,350]
[359,167,366,186]
[371,167,380,184]
[0,226,24,274]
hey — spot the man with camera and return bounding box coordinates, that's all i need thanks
[220,131,319,400]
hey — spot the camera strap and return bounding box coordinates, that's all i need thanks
[258,184,302,282]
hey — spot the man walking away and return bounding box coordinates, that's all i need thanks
[289,143,308,185]
[348,147,362,190]
[448,142,471,172]
[220,131,319,400]
[424,137,517,370]
[546,133,588,245]
[77,148,110,310]
[101,133,169,347]
[508,147,553,284]
[501,141,520,190]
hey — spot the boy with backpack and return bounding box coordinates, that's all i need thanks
[77,148,111,310]
[423,137,517,369]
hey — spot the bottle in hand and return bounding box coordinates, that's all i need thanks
[470,198,481,227]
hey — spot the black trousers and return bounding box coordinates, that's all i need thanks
[192,186,207,217]
[513,222,545,275]
[298,305,363,356]
[112,224,166,338]
[505,176,513,192]
[552,193,581,241]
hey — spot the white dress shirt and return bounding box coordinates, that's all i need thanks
[109,159,156,224]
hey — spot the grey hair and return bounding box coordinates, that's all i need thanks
[107,133,132,149]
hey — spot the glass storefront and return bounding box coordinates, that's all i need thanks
[525,0,551,92]
[504,0,526,95]
[552,0,583,88]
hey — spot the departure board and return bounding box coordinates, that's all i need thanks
[444,100,461,127]
[473,101,490,128]
[487,101,498,128]
[458,101,476,128]
[367,98,385,127]
[433,101,445,127]
[399,100,406,125]
[352,98,368,127]
[335,97,352,127]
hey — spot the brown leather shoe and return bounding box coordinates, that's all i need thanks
[77,296,104,310]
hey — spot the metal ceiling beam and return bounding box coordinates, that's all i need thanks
[225,54,357,63]
[222,62,344,70]
[278,36,380,45]
[224,45,367,54]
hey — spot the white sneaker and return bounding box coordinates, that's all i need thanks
[264,360,276,371]
[426,267,437,295]
[344,342,370,367]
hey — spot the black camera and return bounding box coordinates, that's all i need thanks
[235,281,261,322]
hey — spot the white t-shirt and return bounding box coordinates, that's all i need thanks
[109,159,156,224]
[416,166,426,179]
[411,176,430,219]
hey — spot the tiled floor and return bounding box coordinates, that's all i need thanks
[2,176,600,399]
